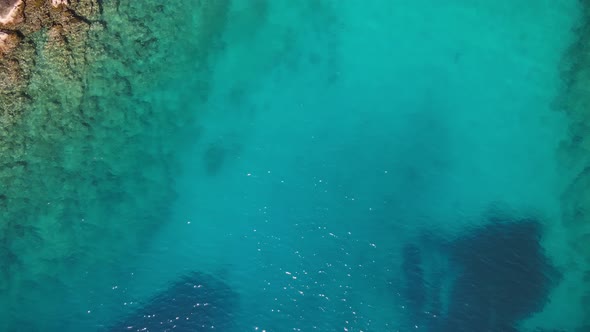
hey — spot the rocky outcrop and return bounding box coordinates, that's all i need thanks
[0,30,19,54]
[0,0,23,25]
[0,29,33,126]
[0,0,99,125]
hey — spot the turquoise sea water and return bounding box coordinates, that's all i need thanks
[2,0,590,331]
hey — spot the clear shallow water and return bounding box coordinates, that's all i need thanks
[1,0,589,331]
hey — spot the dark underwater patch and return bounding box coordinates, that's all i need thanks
[400,217,561,331]
[109,272,237,332]
[401,244,426,321]
[443,219,560,331]
[203,143,228,176]
[202,139,242,176]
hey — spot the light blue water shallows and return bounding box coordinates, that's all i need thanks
[57,1,586,331]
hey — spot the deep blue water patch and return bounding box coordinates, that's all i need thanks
[443,218,560,331]
[203,143,228,176]
[108,272,237,332]
[401,216,561,331]
[401,244,427,324]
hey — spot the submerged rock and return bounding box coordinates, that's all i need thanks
[400,217,560,331]
[401,244,427,322]
[0,1,232,330]
[441,219,560,331]
[109,272,238,332]
[555,3,590,328]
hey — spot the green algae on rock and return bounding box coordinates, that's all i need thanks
[554,1,590,329]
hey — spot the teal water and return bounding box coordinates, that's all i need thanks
[2,0,590,331]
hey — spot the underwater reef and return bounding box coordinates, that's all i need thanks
[400,217,561,332]
[0,1,231,330]
[555,0,590,328]
[108,272,238,332]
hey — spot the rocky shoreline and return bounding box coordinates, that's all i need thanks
[0,0,100,125]
[0,0,22,25]
[0,1,232,329]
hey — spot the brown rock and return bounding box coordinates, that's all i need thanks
[0,30,20,54]
[0,0,23,28]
